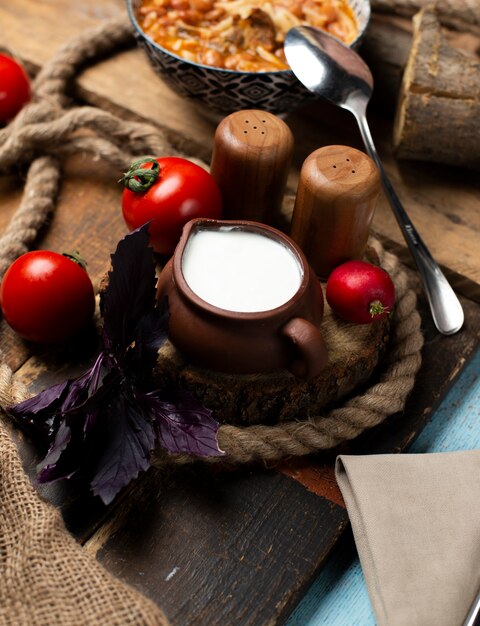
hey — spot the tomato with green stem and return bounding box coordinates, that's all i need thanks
[121,156,222,256]
[0,251,95,343]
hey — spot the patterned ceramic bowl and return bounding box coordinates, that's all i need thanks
[126,0,370,116]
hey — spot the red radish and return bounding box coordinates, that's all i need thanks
[326,260,395,324]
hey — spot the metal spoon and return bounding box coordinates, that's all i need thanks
[284,25,464,335]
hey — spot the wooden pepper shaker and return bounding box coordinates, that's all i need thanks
[210,110,294,223]
[290,145,381,278]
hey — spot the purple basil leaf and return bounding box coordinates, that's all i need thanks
[8,353,107,443]
[36,406,101,484]
[141,390,224,457]
[21,355,116,485]
[60,353,105,413]
[37,421,74,483]
[90,393,156,505]
[128,300,169,383]
[8,380,70,442]
[38,374,122,486]
[59,357,117,420]
[84,408,100,438]
[9,379,68,417]
[36,383,108,484]
[102,224,157,356]
[135,298,169,355]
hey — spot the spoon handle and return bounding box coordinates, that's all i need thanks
[354,111,464,335]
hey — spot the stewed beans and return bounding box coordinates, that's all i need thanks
[136,0,358,72]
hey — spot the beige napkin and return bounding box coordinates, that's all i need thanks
[336,451,480,626]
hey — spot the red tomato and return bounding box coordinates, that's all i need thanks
[0,251,95,343]
[0,53,31,124]
[121,156,222,255]
[326,260,395,324]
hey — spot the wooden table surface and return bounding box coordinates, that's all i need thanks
[1,2,479,625]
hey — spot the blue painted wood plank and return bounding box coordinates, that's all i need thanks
[286,534,375,626]
[286,347,480,626]
[408,347,480,453]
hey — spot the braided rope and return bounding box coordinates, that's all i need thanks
[152,238,423,467]
[0,16,199,282]
[0,16,423,468]
[0,156,60,278]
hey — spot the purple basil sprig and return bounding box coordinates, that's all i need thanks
[9,224,224,505]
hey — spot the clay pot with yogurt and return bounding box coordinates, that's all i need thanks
[157,218,328,379]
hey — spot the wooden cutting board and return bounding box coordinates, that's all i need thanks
[1,2,480,624]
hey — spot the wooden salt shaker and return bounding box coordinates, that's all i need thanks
[290,145,381,279]
[210,110,294,223]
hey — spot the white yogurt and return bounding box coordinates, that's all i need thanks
[181,228,303,313]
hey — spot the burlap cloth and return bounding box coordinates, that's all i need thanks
[0,418,169,626]
[0,14,425,626]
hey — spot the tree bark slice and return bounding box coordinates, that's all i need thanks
[154,287,390,426]
[371,0,480,35]
[393,7,480,170]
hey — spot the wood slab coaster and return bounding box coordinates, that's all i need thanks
[155,307,389,426]
[155,248,389,426]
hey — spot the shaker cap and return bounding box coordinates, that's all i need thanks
[302,145,380,201]
[214,109,294,162]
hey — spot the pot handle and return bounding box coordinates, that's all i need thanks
[281,318,328,380]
